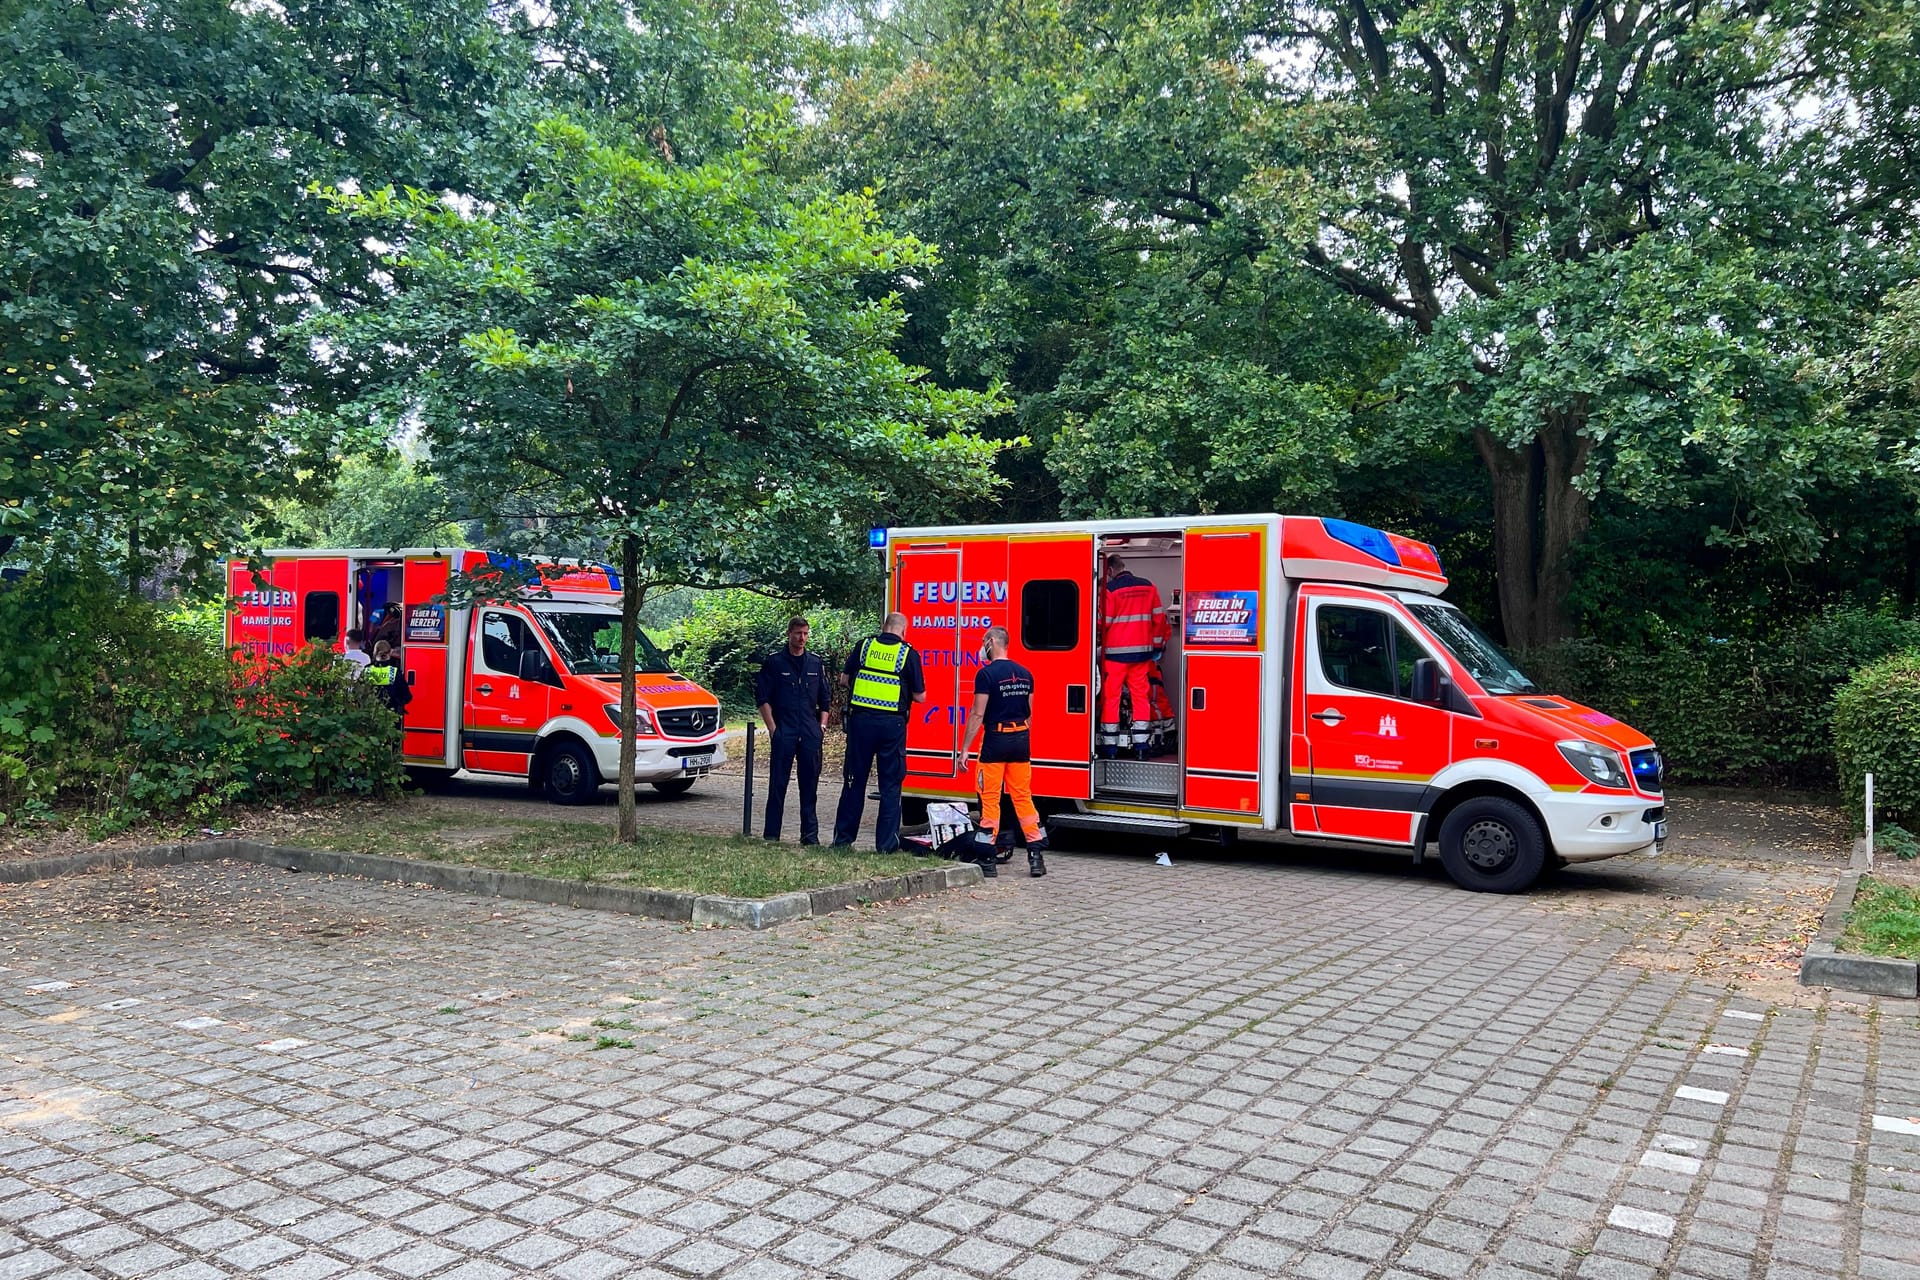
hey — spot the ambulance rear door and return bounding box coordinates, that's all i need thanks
[1179,523,1276,825]
[401,555,455,768]
[1008,533,1093,799]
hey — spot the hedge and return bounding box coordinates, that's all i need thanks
[0,571,405,832]
[1526,608,1920,789]
[665,590,866,715]
[1833,651,1920,829]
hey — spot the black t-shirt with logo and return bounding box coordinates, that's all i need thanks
[974,658,1034,763]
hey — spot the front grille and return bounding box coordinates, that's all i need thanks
[668,745,716,758]
[1630,748,1664,794]
[658,706,719,738]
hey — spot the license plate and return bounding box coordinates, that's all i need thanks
[1654,820,1668,841]
[681,754,714,771]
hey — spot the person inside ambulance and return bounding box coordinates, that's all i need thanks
[1098,554,1168,760]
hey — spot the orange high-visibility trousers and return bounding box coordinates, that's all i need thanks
[977,760,1044,844]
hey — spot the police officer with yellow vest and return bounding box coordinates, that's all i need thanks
[832,611,926,852]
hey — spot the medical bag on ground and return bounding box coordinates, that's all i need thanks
[902,802,977,858]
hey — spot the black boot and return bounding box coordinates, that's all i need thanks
[1028,833,1049,878]
[968,834,999,878]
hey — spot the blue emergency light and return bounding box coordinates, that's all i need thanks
[868,527,889,550]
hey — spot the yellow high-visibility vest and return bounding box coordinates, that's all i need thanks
[849,638,908,712]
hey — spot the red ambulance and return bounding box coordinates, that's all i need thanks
[226,549,727,803]
[885,515,1665,892]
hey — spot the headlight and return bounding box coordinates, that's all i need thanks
[1558,740,1630,789]
[603,703,655,735]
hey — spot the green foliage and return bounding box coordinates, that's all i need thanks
[0,0,801,580]
[1834,650,1920,829]
[1876,824,1920,863]
[1529,609,1920,788]
[823,0,1917,644]
[272,455,464,551]
[665,591,864,713]
[0,572,403,830]
[1841,877,1920,960]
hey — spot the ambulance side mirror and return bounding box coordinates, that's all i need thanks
[519,648,558,685]
[1411,658,1448,708]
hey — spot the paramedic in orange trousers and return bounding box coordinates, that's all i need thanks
[960,626,1049,878]
[1098,555,1167,759]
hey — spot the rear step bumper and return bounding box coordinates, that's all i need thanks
[1048,812,1191,839]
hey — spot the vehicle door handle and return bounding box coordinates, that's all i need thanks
[477,682,493,696]
[1311,709,1345,725]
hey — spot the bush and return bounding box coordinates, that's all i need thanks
[665,590,865,715]
[1527,607,1920,789]
[1833,651,1920,830]
[0,571,404,831]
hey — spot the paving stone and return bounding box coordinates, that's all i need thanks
[0,854,1913,1280]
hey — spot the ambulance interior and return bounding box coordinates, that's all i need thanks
[1094,534,1184,803]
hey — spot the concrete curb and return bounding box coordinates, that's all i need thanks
[0,839,985,930]
[1799,868,1920,998]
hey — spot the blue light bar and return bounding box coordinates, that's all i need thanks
[1322,518,1401,566]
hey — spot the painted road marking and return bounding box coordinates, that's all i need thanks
[1677,1086,1730,1105]
[1703,1044,1749,1056]
[1872,1115,1920,1137]
[1640,1150,1703,1175]
[256,1038,308,1053]
[174,1017,223,1029]
[1724,1009,1764,1021]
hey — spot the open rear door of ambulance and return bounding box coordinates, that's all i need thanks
[401,555,455,768]
[1009,533,1093,799]
[1181,523,1277,825]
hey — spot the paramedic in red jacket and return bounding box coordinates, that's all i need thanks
[1098,555,1168,759]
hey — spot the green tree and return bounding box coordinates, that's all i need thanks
[317,119,1005,839]
[271,454,466,551]
[0,0,800,587]
[823,0,1912,645]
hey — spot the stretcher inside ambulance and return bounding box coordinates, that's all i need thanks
[885,515,1664,892]
[226,549,727,804]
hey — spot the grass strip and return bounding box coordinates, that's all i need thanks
[298,807,943,898]
[1839,876,1920,960]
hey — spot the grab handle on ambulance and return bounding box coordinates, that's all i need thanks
[1190,688,1206,711]
[1067,685,1087,715]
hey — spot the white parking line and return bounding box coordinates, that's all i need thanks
[1872,1115,1920,1137]
[1608,1206,1676,1238]
[1677,1086,1730,1105]
[1640,1150,1703,1175]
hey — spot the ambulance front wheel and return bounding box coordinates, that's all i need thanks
[540,741,602,805]
[1437,797,1546,893]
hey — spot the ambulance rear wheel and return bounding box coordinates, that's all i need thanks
[1438,797,1546,893]
[540,741,601,806]
[650,779,696,796]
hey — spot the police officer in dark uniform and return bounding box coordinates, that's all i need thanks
[832,610,926,852]
[755,616,834,844]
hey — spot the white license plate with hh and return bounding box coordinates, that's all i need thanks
[681,754,714,771]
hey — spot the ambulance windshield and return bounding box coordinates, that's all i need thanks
[1405,602,1538,695]
[532,607,672,676]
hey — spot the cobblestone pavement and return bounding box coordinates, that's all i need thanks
[3,849,1918,1280]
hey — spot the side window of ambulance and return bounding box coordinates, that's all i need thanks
[1022,580,1079,651]
[480,613,528,673]
[1317,606,1395,696]
[303,592,340,643]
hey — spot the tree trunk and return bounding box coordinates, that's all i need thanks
[1473,405,1592,650]
[617,534,643,844]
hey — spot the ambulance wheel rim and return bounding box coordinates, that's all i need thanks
[550,755,583,794]
[1461,819,1516,872]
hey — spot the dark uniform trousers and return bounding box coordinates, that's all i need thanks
[765,727,823,844]
[833,712,907,852]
